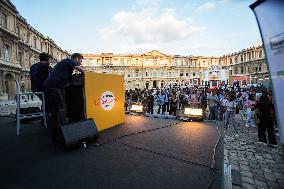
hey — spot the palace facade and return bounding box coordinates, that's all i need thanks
[83,50,221,89]
[83,46,268,90]
[0,0,69,99]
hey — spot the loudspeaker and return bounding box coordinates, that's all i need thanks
[60,119,99,149]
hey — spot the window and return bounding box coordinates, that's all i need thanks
[180,73,183,77]
[17,26,20,37]
[186,73,189,76]
[230,59,232,64]
[234,67,238,74]
[193,72,195,77]
[259,50,262,58]
[4,44,11,61]
[240,66,244,74]
[135,70,139,77]
[34,38,37,48]
[248,52,251,60]
[1,13,8,28]
[153,59,157,65]
[259,66,262,72]
[241,55,243,62]
[18,51,23,66]
[153,71,157,77]
[26,33,30,43]
[252,51,255,59]
[120,58,124,65]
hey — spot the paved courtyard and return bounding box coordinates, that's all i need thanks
[223,114,284,189]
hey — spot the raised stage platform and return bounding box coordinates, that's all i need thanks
[0,115,223,189]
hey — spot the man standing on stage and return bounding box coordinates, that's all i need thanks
[29,53,52,114]
[44,53,85,146]
[30,52,52,95]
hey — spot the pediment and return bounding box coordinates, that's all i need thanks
[142,50,168,57]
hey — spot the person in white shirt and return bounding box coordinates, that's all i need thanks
[224,93,238,136]
[208,90,219,120]
[220,93,228,121]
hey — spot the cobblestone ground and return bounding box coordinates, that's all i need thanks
[223,113,284,189]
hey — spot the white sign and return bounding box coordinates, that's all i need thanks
[100,91,115,111]
[250,0,284,143]
[204,70,209,81]
[221,70,227,81]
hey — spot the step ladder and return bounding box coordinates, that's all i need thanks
[15,81,47,135]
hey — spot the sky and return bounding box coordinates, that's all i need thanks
[11,0,262,56]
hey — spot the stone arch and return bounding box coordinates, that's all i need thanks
[145,81,150,89]
[161,80,165,88]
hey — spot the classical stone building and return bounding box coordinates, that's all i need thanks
[220,45,268,86]
[0,0,69,100]
[83,45,268,90]
[83,50,221,89]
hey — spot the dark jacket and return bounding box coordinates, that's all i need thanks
[30,62,52,92]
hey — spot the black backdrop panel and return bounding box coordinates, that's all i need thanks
[65,74,85,122]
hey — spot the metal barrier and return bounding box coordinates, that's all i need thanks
[15,81,47,135]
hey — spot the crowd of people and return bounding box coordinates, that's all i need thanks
[29,52,278,148]
[125,83,278,146]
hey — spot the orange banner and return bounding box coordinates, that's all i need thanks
[84,72,125,131]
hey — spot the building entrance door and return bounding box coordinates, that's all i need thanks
[153,80,157,88]
[161,81,164,88]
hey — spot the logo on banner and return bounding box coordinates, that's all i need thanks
[99,91,115,111]
[270,33,284,55]
[93,91,121,111]
[270,33,284,50]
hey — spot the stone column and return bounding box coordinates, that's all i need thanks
[149,80,153,89]
[157,80,161,88]
[0,71,4,93]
